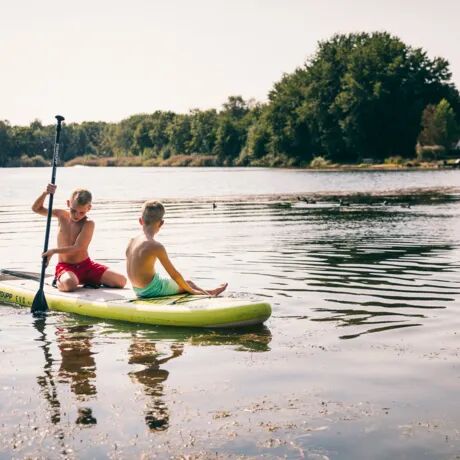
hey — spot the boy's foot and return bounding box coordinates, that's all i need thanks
[207,283,228,297]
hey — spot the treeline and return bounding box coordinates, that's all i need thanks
[1,32,459,168]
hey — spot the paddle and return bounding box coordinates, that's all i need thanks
[31,115,65,314]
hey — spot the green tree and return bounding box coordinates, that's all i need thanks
[133,118,155,155]
[0,120,13,166]
[145,111,175,156]
[261,32,460,163]
[222,95,249,119]
[239,104,271,164]
[418,99,458,149]
[109,115,146,156]
[214,96,253,164]
[266,70,314,164]
[318,33,458,160]
[79,121,111,156]
[167,114,192,155]
[188,109,218,154]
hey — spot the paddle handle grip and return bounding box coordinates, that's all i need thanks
[50,115,64,184]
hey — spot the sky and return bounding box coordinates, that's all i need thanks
[2,0,459,126]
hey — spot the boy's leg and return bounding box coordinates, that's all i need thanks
[187,280,201,291]
[206,283,228,296]
[187,280,228,296]
[100,269,127,288]
[186,280,206,294]
[57,271,79,292]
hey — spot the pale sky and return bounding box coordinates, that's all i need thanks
[2,0,459,126]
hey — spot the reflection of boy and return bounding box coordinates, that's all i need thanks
[32,184,126,292]
[126,200,227,298]
[57,324,97,398]
[128,339,183,431]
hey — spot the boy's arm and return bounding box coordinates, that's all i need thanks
[32,184,65,218]
[43,221,95,262]
[156,244,206,295]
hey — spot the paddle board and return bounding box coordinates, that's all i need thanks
[0,270,271,328]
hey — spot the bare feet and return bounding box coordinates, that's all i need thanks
[207,283,228,297]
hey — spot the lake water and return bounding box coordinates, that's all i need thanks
[1,167,459,459]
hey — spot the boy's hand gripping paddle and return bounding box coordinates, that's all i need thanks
[31,115,65,314]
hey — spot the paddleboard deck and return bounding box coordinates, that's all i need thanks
[0,270,271,328]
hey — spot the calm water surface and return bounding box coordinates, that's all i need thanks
[1,167,459,459]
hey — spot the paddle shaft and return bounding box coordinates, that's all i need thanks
[38,116,64,292]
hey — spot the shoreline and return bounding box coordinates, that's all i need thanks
[2,153,459,170]
[1,163,459,171]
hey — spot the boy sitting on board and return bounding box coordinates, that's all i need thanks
[32,184,127,292]
[126,200,227,298]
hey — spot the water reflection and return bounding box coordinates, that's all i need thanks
[128,336,183,431]
[56,323,98,426]
[187,327,272,352]
[57,324,97,399]
[34,317,99,427]
[34,316,61,426]
[31,315,272,432]
[123,326,271,430]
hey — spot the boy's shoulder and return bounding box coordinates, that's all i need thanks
[146,239,164,251]
[82,218,95,228]
[130,235,164,252]
[53,208,69,219]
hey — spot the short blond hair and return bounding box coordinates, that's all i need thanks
[142,200,165,225]
[71,189,92,206]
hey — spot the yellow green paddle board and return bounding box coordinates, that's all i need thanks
[0,270,271,328]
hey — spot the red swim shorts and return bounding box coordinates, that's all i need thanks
[55,257,108,285]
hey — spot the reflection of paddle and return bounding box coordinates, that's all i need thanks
[32,115,65,314]
[34,315,62,425]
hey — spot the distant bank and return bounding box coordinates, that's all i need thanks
[2,153,459,170]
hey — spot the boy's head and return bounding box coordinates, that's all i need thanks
[67,189,92,222]
[140,200,165,230]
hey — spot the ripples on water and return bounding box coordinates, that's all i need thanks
[1,168,460,458]
[3,193,459,339]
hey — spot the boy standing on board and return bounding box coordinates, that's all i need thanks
[126,200,227,298]
[32,184,127,292]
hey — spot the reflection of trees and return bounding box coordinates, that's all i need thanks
[189,327,272,352]
[128,337,183,431]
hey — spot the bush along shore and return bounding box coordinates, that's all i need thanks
[4,153,458,170]
[72,155,460,169]
[1,32,459,169]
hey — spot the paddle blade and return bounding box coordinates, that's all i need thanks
[31,289,48,314]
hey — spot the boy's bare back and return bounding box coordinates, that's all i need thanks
[126,200,227,297]
[126,235,163,288]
